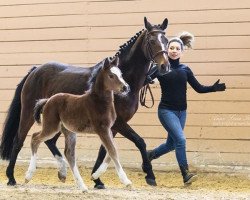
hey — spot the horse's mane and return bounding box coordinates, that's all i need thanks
[113,24,163,60]
[113,29,145,58]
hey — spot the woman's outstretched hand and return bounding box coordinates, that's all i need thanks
[213,79,226,91]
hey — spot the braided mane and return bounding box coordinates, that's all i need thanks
[111,29,145,59]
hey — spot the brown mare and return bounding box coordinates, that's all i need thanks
[0,17,170,188]
[25,57,131,191]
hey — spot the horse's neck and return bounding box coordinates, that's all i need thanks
[119,34,149,92]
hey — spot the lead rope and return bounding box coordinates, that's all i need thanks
[139,61,155,108]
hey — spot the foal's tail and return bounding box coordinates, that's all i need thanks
[0,66,37,160]
[34,99,48,124]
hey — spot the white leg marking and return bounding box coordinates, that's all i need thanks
[25,154,37,182]
[55,155,67,179]
[92,156,111,180]
[72,164,88,191]
[114,161,132,186]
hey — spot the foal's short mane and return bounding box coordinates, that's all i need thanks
[88,65,102,88]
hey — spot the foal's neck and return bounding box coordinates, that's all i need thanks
[90,74,114,102]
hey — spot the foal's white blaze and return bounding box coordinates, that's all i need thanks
[72,164,88,191]
[55,155,67,179]
[110,67,127,86]
[25,154,37,182]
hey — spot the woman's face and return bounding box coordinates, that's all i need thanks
[167,41,182,60]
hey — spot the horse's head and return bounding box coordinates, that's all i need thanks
[102,57,130,95]
[143,17,170,74]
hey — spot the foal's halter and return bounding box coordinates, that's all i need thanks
[140,29,168,108]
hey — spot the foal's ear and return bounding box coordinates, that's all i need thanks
[144,17,153,31]
[111,56,119,67]
[103,57,111,70]
[160,18,168,30]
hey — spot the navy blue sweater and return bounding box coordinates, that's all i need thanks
[150,58,215,111]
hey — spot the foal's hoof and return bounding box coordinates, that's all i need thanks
[7,179,16,186]
[94,183,106,190]
[25,178,30,184]
[146,178,157,186]
[58,172,66,183]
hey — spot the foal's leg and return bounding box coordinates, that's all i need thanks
[25,130,59,183]
[94,130,131,186]
[91,130,117,189]
[45,132,67,182]
[63,129,88,192]
[113,120,156,186]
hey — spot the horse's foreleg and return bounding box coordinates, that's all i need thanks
[91,145,107,189]
[63,131,88,192]
[91,155,111,180]
[113,120,156,186]
[44,132,67,182]
[98,130,131,187]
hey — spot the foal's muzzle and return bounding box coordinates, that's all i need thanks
[120,84,130,95]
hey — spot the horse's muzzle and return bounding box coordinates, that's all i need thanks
[159,63,171,75]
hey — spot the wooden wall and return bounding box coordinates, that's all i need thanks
[0,0,250,171]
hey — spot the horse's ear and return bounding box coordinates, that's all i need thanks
[111,56,119,67]
[160,18,168,30]
[144,17,153,31]
[103,57,111,70]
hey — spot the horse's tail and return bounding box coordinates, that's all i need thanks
[34,99,48,124]
[0,66,37,160]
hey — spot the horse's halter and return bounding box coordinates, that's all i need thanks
[140,29,169,109]
[145,29,168,63]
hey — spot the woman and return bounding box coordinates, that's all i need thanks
[146,32,226,185]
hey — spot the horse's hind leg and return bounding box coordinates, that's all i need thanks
[6,108,35,185]
[44,132,67,182]
[97,130,132,187]
[63,129,88,192]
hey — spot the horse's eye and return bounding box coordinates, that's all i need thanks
[109,74,114,79]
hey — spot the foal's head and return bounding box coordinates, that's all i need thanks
[101,57,130,95]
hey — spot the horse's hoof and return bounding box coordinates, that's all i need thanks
[94,184,106,189]
[7,179,16,186]
[146,178,157,186]
[58,172,66,183]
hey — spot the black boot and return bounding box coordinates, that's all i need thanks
[146,150,158,162]
[179,165,198,186]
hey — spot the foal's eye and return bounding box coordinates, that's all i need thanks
[109,74,114,79]
[149,39,156,45]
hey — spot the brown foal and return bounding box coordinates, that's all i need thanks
[25,57,131,191]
